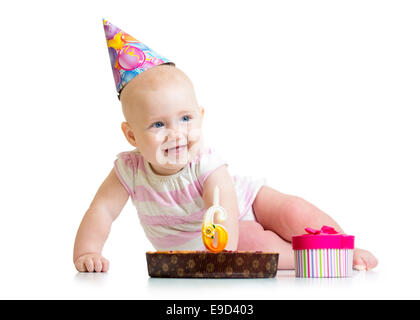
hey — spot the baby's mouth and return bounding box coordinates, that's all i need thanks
[164,144,188,155]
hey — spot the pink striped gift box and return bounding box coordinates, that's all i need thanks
[292,226,355,278]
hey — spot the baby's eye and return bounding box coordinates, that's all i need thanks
[152,121,165,128]
[181,115,191,122]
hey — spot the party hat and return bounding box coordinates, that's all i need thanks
[102,19,173,97]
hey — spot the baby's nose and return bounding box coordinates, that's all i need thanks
[167,124,187,139]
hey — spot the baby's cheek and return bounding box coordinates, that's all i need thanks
[188,127,202,142]
[138,135,163,158]
[148,129,167,143]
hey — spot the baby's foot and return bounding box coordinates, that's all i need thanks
[353,248,378,271]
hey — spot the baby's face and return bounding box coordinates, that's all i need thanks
[120,65,204,175]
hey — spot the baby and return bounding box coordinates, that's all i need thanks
[73,21,378,272]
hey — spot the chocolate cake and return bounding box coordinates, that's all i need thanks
[146,251,279,278]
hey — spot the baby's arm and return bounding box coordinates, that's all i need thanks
[73,168,129,272]
[202,166,239,251]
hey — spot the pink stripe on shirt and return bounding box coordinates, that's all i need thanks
[113,160,135,198]
[118,151,146,175]
[140,208,206,226]
[133,179,203,207]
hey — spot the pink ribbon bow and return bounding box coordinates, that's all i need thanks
[304,226,339,235]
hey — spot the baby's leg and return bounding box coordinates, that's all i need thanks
[237,220,294,269]
[251,186,378,270]
[252,186,344,242]
[238,185,344,270]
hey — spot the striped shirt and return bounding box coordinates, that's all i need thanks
[114,147,265,251]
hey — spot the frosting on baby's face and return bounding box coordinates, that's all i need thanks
[120,65,204,176]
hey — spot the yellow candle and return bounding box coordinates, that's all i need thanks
[202,186,228,252]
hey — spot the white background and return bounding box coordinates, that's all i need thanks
[0,0,419,299]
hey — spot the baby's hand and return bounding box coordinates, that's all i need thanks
[353,248,378,271]
[74,253,109,272]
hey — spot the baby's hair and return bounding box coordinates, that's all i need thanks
[117,62,175,100]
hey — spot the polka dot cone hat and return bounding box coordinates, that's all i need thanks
[102,19,174,97]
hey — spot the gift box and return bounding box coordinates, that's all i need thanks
[292,226,355,278]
